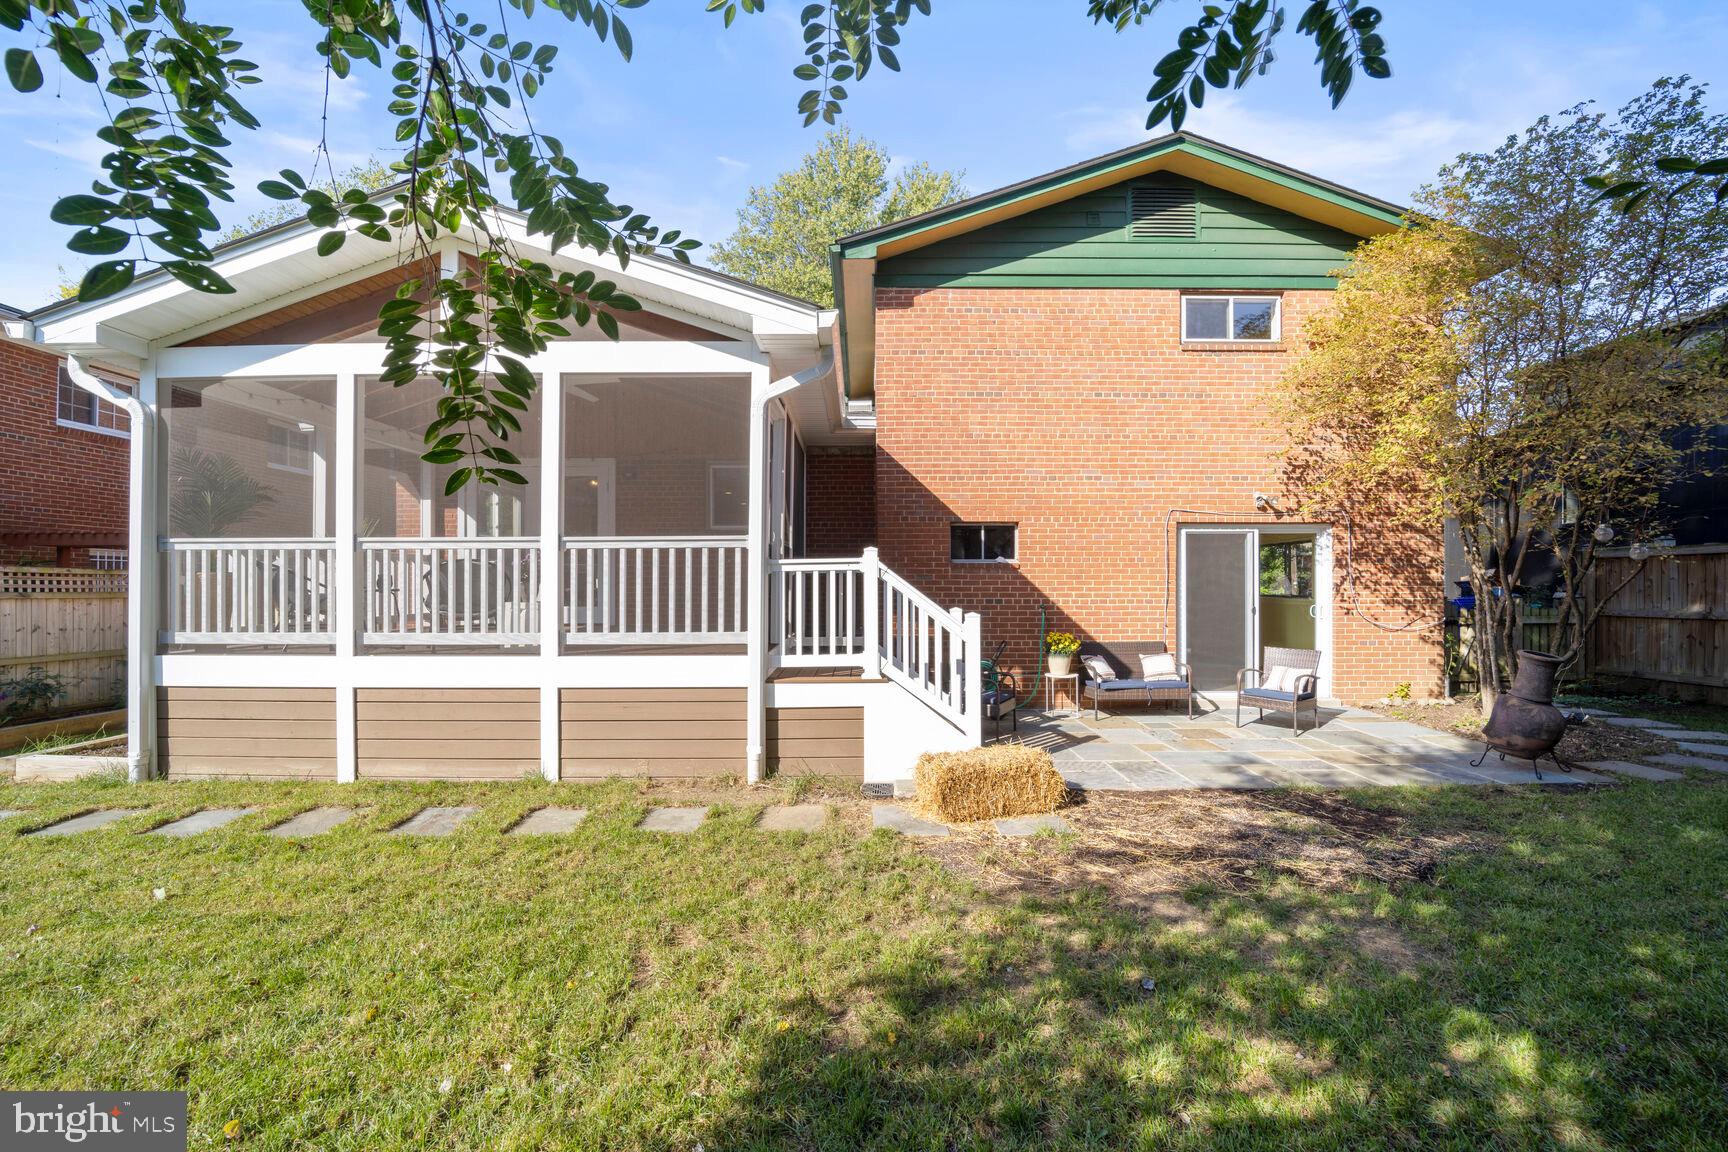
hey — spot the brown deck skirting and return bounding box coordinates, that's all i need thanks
[767,706,864,779]
[158,686,337,779]
[357,687,539,780]
[561,687,746,779]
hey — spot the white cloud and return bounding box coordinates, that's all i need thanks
[714,154,748,172]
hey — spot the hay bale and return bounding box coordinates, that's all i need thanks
[914,745,1069,824]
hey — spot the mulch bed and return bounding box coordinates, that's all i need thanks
[1365,696,1676,764]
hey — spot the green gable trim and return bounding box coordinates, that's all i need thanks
[833,133,1404,260]
[874,172,1361,290]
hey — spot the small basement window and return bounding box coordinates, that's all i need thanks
[950,523,1017,563]
[1182,295,1280,342]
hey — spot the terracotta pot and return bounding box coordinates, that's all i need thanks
[1048,653,1074,677]
[1482,650,1567,758]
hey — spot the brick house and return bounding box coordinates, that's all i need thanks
[0,303,131,568]
[828,132,1443,703]
[19,132,1441,785]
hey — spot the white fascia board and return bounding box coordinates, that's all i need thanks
[155,339,766,380]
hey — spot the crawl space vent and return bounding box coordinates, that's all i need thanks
[1128,185,1197,238]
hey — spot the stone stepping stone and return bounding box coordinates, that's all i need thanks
[1581,760,1684,782]
[1674,742,1728,758]
[756,804,827,832]
[994,813,1071,837]
[267,807,354,838]
[872,804,949,837]
[508,807,588,835]
[389,806,478,836]
[150,808,255,837]
[1649,754,1728,775]
[638,806,708,833]
[0,810,22,822]
[1671,729,1728,743]
[28,809,146,837]
[1599,717,1687,730]
[891,779,917,798]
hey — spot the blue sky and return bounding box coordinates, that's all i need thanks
[2,0,1725,308]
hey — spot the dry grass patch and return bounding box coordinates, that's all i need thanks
[914,745,1069,824]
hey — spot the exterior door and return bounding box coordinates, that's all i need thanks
[1180,529,1258,691]
[563,459,617,631]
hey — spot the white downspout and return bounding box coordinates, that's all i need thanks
[65,354,156,782]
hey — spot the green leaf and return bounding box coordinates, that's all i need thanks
[1653,156,1699,174]
[50,195,115,226]
[443,467,473,495]
[78,259,135,301]
[162,261,237,295]
[67,225,131,255]
[257,180,298,200]
[5,48,41,92]
[613,16,633,61]
[316,231,346,257]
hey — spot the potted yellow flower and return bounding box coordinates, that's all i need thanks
[1045,631,1080,677]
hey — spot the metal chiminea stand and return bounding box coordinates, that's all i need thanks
[1472,649,1574,780]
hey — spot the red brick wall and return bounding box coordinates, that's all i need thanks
[870,286,1443,704]
[804,446,874,557]
[0,340,129,565]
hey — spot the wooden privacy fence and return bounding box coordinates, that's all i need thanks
[0,566,127,720]
[1589,547,1727,697]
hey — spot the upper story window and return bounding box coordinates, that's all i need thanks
[267,419,315,474]
[1182,295,1281,342]
[951,523,1017,563]
[55,365,130,437]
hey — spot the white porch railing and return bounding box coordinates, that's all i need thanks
[160,538,336,644]
[771,548,982,740]
[361,538,540,646]
[563,537,748,645]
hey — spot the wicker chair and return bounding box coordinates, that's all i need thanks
[1236,646,1322,734]
[1079,641,1194,719]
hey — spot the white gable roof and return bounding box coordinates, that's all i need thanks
[27,205,826,368]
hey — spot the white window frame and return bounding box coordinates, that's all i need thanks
[1180,295,1281,343]
[949,522,1018,564]
[708,461,748,532]
[87,548,128,571]
[267,419,315,475]
[55,365,131,438]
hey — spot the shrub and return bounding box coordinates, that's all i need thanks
[913,745,1068,824]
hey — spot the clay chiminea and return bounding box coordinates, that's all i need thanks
[1481,650,1568,761]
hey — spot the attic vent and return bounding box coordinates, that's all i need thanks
[1128,185,1197,238]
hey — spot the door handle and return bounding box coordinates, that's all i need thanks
[1308,604,1319,619]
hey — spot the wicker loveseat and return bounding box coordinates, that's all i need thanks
[1236,646,1322,734]
[1078,640,1194,719]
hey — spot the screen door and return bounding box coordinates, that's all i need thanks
[1181,530,1256,690]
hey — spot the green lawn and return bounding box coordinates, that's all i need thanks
[3,775,1727,1150]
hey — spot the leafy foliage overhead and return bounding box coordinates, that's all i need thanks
[4,0,1395,489]
[710,128,965,307]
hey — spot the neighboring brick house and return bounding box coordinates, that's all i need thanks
[0,304,131,567]
[828,133,1444,703]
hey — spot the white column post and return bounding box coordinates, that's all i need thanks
[128,364,158,781]
[963,609,984,748]
[333,371,359,782]
[538,371,564,782]
[743,363,772,784]
[859,546,881,678]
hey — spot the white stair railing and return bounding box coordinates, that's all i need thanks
[563,537,748,645]
[774,557,868,665]
[361,537,539,646]
[770,548,982,742]
[160,538,336,644]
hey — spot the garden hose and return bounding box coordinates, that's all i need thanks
[1020,603,1047,706]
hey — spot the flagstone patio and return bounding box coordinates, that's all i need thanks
[1000,700,1612,789]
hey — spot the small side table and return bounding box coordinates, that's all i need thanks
[1044,672,1080,716]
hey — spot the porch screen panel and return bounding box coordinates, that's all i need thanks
[1184,531,1252,690]
[561,375,751,642]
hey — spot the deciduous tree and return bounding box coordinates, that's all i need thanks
[711,128,964,306]
[1282,79,1728,700]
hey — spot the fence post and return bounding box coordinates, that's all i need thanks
[962,609,984,747]
[860,547,882,679]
